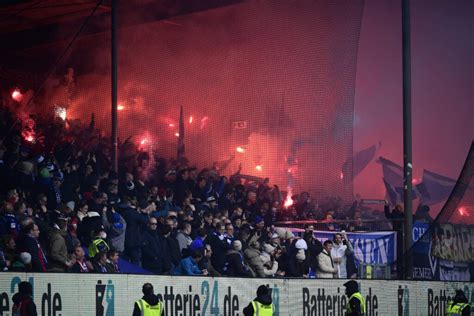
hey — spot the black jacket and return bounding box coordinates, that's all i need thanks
[224,250,252,277]
[12,292,37,316]
[118,205,148,249]
[141,229,164,274]
[132,294,164,316]
[243,293,272,316]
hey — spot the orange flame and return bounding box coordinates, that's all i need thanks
[284,188,294,208]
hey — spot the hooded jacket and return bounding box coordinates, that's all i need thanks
[243,291,273,316]
[12,282,37,316]
[132,294,164,316]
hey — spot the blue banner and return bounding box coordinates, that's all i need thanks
[291,229,396,265]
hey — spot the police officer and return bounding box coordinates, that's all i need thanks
[133,283,164,316]
[343,280,365,316]
[446,289,471,316]
[243,285,274,316]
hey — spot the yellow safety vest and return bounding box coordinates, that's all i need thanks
[446,302,470,315]
[136,299,164,316]
[251,300,274,316]
[88,238,109,258]
[347,292,366,314]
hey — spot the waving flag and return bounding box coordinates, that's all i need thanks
[378,157,418,205]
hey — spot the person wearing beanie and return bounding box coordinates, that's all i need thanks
[12,281,37,315]
[223,240,252,277]
[243,284,274,316]
[446,289,470,316]
[343,280,366,316]
[133,283,164,316]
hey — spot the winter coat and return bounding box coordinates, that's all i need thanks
[102,212,126,252]
[172,256,203,276]
[12,292,37,316]
[175,231,192,253]
[244,246,266,278]
[260,253,278,277]
[208,232,231,273]
[48,227,69,272]
[224,249,252,277]
[317,249,337,278]
[17,233,48,272]
[243,292,273,316]
[133,294,164,316]
[141,229,164,274]
[118,205,148,250]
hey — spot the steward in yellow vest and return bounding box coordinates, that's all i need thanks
[133,283,164,316]
[446,290,471,316]
[343,280,366,316]
[243,285,274,316]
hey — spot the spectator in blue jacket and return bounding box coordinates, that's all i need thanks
[172,250,208,276]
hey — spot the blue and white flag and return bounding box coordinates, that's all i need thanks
[342,142,381,179]
[378,156,418,205]
[419,169,456,205]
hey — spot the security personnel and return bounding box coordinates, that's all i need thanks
[133,283,164,316]
[88,229,109,258]
[343,280,366,316]
[243,285,274,316]
[446,289,471,316]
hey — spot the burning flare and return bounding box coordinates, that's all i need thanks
[54,106,67,121]
[236,146,245,153]
[284,187,294,208]
[11,89,23,102]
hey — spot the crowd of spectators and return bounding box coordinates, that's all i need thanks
[0,103,375,278]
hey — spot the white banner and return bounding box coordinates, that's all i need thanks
[0,273,472,315]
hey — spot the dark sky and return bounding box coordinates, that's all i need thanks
[353,0,473,201]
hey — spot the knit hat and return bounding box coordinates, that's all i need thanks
[232,240,242,251]
[296,249,306,261]
[263,243,275,254]
[254,216,264,225]
[295,239,308,250]
[20,252,32,264]
[66,201,75,211]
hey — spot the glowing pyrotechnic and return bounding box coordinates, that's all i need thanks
[189,116,193,124]
[236,146,245,153]
[175,132,180,137]
[200,116,209,129]
[340,172,344,180]
[284,188,294,208]
[169,123,175,128]
[412,178,421,185]
[458,207,468,216]
[54,106,67,121]
[140,139,148,145]
[117,104,125,111]
[12,89,23,102]
[25,135,35,143]
[255,165,262,171]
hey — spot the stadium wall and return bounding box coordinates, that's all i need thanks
[0,273,472,315]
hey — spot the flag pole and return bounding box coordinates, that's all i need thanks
[402,0,413,279]
[111,0,118,173]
